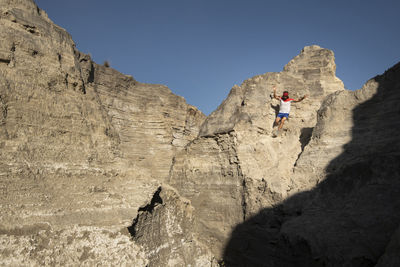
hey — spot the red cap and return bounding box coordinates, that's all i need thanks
[283,92,289,96]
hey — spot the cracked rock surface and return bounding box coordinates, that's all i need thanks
[0,0,204,265]
[1,0,400,266]
[129,185,218,267]
[168,44,345,257]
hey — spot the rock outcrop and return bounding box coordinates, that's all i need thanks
[167,44,345,257]
[129,185,218,266]
[1,0,400,266]
[137,50,400,265]
[222,62,400,266]
[0,224,148,266]
[0,0,204,265]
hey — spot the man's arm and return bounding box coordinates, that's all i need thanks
[273,86,280,100]
[293,95,307,103]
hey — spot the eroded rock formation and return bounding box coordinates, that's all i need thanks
[222,62,400,266]
[167,44,345,257]
[0,0,204,265]
[129,185,218,266]
[1,0,400,266]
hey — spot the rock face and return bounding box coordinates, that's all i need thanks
[168,44,345,257]
[0,224,148,266]
[223,62,400,266]
[142,48,400,265]
[0,0,204,265]
[129,185,218,266]
[2,0,400,266]
[376,225,400,267]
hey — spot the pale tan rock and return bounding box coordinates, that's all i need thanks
[168,132,245,257]
[169,45,345,258]
[0,0,205,265]
[291,68,392,192]
[0,224,148,266]
[0,0,204,222]
[130,185,218,267]
[2,0,400,266]
[223,62,400,266]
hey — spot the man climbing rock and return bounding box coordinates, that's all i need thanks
[272,86,307,136]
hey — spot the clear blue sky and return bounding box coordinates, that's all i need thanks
[35,0,400,115]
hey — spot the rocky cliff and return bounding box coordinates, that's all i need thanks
[222,62,400,266]
[1,0,400,266]
[0,0,204,265]
[133,60,400,267]
[166,44,345,258]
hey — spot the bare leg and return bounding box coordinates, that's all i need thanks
[274,117,281,128]
[278,117,287,130]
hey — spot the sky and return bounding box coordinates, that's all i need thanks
[35,0,400,115]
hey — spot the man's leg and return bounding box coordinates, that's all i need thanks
[278,117,287,130]
[274,117,281,128]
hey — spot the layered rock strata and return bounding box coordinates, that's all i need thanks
[223,62,400,266]
[167,45,345,257]
[129,185,218,266]
[2,0,400,266]
[136,59,400,266]
[0,0,204,265]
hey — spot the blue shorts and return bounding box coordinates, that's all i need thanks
[277,113,289,119]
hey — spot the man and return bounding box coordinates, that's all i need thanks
[272,86,307,136]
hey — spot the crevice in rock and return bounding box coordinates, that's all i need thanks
[294,127,314,166]
[47,80,59,92]
[88,62,95,84]
[23,24,39,35]
[71,48,88,94]
[299,127,313,151]
[80,78,86,94]
[0,58,10,64]
[168,156,176,180]
[241,176,247,221]
[234,140,248,222]
[127,187,163,238]
[0,95,8,124]
[3,11,17,23]
[64,73,69,88]
[138,187,163,213]
[8,43,16,68]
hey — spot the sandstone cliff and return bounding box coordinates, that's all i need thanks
[223,62,400,266]
[0,0,204,265]
[129,185,218,266]
[167,44,345,258]
[1,0,400,266]
[134,59,400,266]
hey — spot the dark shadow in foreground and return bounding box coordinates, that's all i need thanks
[223,62,400,267]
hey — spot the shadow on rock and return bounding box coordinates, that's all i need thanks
[223,63,400,267]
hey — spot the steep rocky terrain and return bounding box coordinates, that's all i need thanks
[132,47,400,266]
[1,0,400,266]
[223,62,400,266]
[132,60,400,267]
[165,45,345,258]
[129,185,218,266]
[0,0,204,265]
